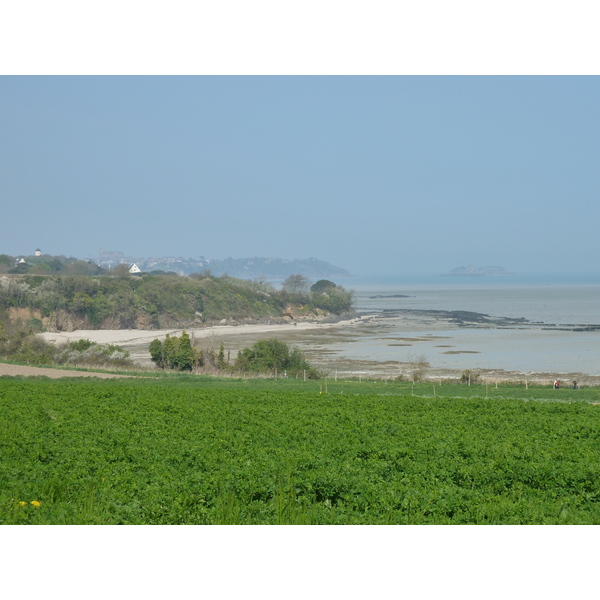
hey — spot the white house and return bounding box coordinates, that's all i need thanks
[128,263,141,274]
[35,248,42,257]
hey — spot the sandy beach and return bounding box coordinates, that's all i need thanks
[40,316,364,346]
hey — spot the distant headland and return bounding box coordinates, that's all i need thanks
[442,265,511,277]
[2,249,351,281]
[94,253,351,280]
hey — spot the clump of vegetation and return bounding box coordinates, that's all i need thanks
[148,333,318,379]
[0,330,56,365]
[235,338,320,379]
[0,307,134,369]
[149,331,204,371]
[405,354,431,383]
[0,325,134,369]
[53,339,134,368]
[461,370,480,385]
[0,253,103,276]
[0,269,354,331]
[280,275,353,314]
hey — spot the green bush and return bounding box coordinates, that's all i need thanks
[310,279,336,293]
[149,332,201,371]
[309,282,353,313]
[27,318,44,333]
[235,339,319,378]
[69,339,96,352]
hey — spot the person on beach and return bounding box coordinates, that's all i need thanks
[553,379,560,389]
[573,380,578,389]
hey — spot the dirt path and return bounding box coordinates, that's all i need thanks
[0,363,133,379]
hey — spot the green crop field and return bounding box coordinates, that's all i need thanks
[2,375,600,524]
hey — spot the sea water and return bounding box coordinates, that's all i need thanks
[334,276,600,375]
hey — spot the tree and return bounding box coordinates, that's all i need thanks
[9,263,29,275]
[109,264,131,278]
[150,332,201,371]
[193,347,205,368]
[29,262,52,275]
[308,280,353,314]
[65,260,100,276]
[149,338,165,368]
[281,274,311,296]
[407,354,430,383]
[310,279,336,294]
[217,342,227,369]
[0,255,12,274]
[174,330,194,371]
[162,334,178,369]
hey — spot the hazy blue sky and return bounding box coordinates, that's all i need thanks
[2,76,599,277]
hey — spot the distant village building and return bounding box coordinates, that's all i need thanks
[128,263,141,274]
[35,248,42,257]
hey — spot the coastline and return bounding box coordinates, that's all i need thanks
[38,313,600,386]
[39,316,368,371]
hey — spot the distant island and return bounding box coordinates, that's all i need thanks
[368,294,411,299]
[442,265,511,277]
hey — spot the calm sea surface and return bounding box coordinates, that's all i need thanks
[335,278,600,375]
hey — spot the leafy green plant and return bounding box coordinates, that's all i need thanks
[2,378,600,524]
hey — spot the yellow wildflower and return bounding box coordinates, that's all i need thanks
[19,501,26,507]
[30,501,41,507]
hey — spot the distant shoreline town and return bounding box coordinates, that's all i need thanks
[92,252,351,280]
[2,249,351,281]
